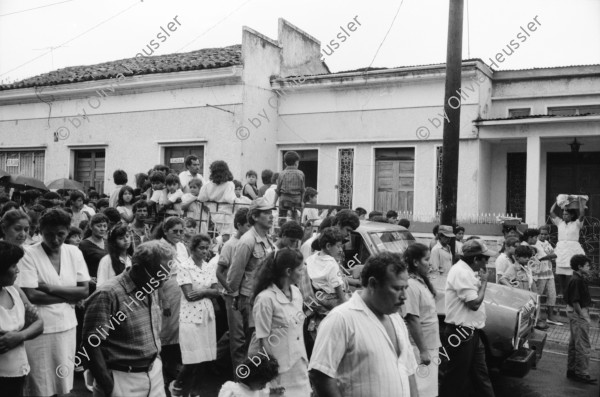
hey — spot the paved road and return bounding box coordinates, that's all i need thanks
[490,349,599,397]
[68,349,599,397]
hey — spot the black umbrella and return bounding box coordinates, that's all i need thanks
[0,175,48,191]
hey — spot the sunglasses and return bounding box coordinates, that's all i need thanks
[170,229,185,234]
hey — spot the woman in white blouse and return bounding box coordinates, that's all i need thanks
[17,208,90,397]
[252,248,310,397]
[169,233,221,396]
[199,160,237,236]
[96,224,133,287]
[0,241,44,397]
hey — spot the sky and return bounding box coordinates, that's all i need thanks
[1,0,599,83]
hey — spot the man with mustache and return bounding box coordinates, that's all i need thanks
[309,252,418,397]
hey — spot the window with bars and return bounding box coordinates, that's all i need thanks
[0,151,45,180]
[338,148,354,208]
[436,147,443,213]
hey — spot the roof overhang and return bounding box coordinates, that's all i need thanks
[0,66,243,106]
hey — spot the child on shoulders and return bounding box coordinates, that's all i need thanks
[306,227,349,313]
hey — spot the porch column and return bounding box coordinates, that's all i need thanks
[525,136,542,226]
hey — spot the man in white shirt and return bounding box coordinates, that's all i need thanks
[309,251,418,397]
[430,224,455,275]
[440,239,497,397]
[178,155,205,193]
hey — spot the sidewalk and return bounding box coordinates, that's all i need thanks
[543,314,600,360]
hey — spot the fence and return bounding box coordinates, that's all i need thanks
[396,212,522,224]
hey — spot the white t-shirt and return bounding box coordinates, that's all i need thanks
[116,205,133,221]
[306,252,343,294]
[16,243,91,333]
[97,255,132,287]
[179,171,205,194]
[301,235,317,261]
[494,253,514,278]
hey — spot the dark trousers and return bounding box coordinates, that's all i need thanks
[556,274,572,297]
[161,344,182,394]
[568,308,592,376]
[440,325,495,397]
[0,376,25,397]
[278,198,300,227]
[225,295,254,373]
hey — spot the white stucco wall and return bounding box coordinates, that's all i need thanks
[0,70,246,193]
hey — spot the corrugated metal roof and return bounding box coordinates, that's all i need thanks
[1,44,242,91]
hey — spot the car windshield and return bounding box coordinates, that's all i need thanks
[369,231,413,253]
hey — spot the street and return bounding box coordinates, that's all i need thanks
[68,349,599,397]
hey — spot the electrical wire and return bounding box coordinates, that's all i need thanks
[175,0,253,53]
[0,0,76,18]
[0,1,141,77]
[364,0,405,73]
[466,0,471,58]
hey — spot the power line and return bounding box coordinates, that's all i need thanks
[365,0,405,72]
[175,0,253,52]
[0,0,76,18]
[0,1,141,78]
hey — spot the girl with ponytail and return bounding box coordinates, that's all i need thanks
[403,243,441,397]
[251,248,311,396]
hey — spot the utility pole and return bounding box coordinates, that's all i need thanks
[440,0,464,226]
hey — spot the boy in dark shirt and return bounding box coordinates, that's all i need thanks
[273,151,305,226]
[565,254,597,384]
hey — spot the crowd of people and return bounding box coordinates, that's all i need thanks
[0,152,596,397]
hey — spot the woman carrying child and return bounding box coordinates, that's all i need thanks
[252,248,311,396]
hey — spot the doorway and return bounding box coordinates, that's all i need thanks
[164,146,205,176]
[74,150,105,193]
[374,148,415,213]
[281,149,318,190]
[546,152,600,218]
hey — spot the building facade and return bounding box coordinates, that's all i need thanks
[1,19,599,228]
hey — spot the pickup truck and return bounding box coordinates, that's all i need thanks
[336,220,547,376]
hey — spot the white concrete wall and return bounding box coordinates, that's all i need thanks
[276,66,488,214]
[0,71,245,193]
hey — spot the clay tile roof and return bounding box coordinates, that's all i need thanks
[1,44,242,91]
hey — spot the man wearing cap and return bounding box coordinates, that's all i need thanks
[440,239,496,397]
[226,197,275,369]
[430,225,455,275]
